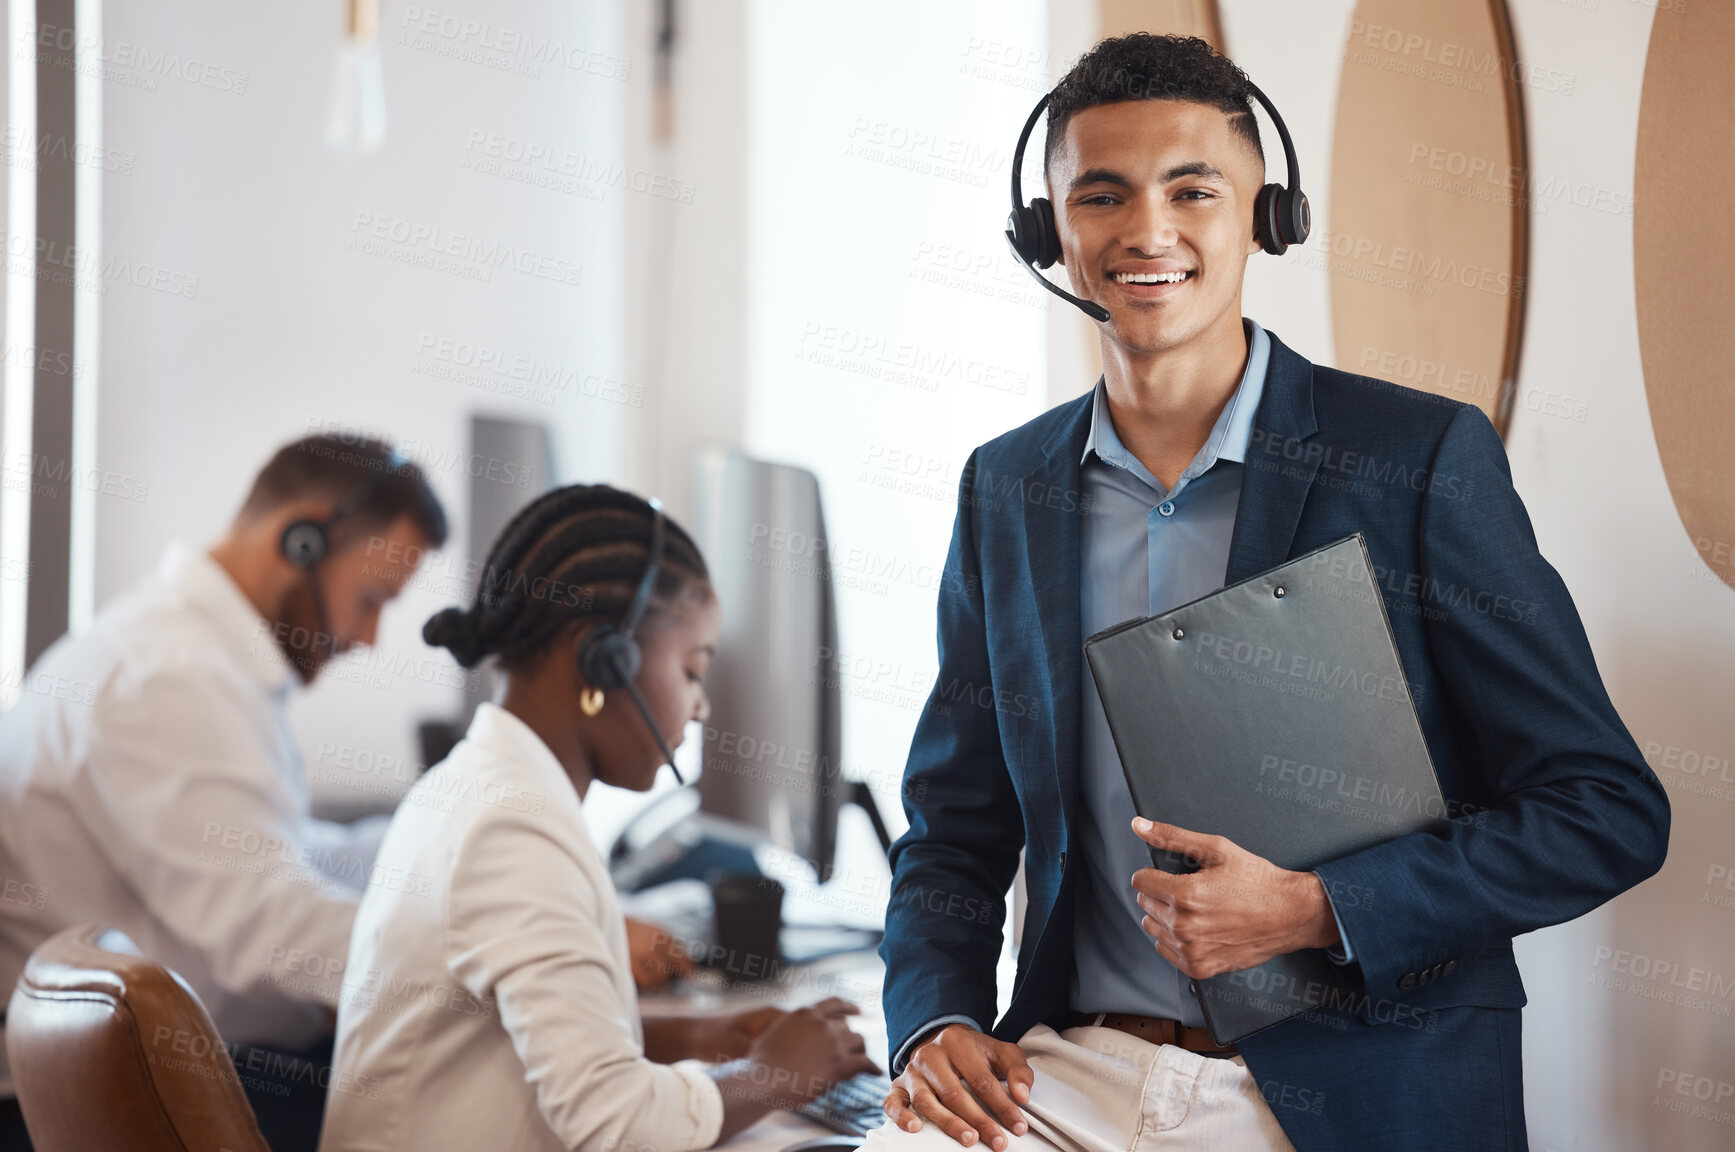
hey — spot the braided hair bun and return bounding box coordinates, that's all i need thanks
[421,484,711,675]
[423,606,487,669]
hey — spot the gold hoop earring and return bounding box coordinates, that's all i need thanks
[580,687,605,717]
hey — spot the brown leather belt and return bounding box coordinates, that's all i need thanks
[1065,1011,1239,1058]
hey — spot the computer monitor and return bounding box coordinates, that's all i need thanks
[689,447,849,881]
[416,415,559,769]
[463,417,560,708]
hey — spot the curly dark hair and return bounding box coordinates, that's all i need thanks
[1044,34,1263,175]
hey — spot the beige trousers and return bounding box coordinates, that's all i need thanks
[864,1024,1298,1152]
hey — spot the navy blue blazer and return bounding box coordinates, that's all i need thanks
[880,330,1671,1152]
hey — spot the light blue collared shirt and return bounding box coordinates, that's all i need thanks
[1069,317,1269,1023]
[1069,318,1353,1026]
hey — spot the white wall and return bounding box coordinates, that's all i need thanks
[741,0,1048,906]
[622,0,748,524]
[1216,1,1344,367]
[96,0,631,803]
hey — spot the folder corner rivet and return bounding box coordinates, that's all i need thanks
[1172,627,1185,640]
[1273,586,1287,599]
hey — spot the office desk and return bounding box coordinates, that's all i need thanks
[638,946,892,1152]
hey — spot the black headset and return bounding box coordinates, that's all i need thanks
[279,449,411,571]
[1005,79,1311,323]
[576,497,665,693]
[276,448,412,662]
[575,497,686,784]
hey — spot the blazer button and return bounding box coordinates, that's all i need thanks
[1398,972,1418,990]
[1442,959,1457,976]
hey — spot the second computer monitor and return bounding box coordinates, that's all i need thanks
[691,447,845,882]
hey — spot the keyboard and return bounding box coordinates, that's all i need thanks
[795,1070,895,1135]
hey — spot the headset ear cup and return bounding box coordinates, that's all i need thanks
[1254,183,1287,256]
[578,627,641,692]
[1006,204,1040,266]
[280,521,328,571]
[577,628,615,689]
[1030,197,1061,268]
[1286,189,1312,247]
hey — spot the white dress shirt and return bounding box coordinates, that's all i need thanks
[0,543,388,1095]
[319,702,724,1152]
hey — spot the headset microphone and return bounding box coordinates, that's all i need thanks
[575,498,686,785]
[621,679,683,786]
[1004,79,1310,324]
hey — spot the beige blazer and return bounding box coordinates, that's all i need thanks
[320,703,722,1151]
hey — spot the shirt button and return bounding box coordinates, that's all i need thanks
[1158,502,1175,517]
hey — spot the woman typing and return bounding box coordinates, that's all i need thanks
[320,485,876,1151]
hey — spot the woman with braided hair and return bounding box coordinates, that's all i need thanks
[320,484,877,1152]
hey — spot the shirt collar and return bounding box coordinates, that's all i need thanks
[1081,317,1271,481]
[160,542,296,694]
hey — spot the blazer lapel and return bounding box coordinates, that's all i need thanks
[1226,332,1322,584]
[1022,396,1093,820]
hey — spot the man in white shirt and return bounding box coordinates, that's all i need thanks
[0,434,448,1151]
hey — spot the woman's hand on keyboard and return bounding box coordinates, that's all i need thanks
[690,1005,788,1062]
[748,997,881,1105]
[710,997,880,1142]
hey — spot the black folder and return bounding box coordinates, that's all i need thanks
[1081,533,1448,1044]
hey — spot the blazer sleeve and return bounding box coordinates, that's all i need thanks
[881,450,1027,1073]
[1312,404,1671,1004]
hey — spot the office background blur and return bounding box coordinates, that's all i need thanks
[1,1,1729,1148]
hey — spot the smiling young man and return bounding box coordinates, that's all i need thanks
[872,34,1668,1152]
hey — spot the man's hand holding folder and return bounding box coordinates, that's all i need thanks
[1083,535,1445,1042]
[1128,816,1343,980]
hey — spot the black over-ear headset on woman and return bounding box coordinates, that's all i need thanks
[574,498,686,784]
[1004,79,1311,323]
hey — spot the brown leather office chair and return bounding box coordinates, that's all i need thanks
[5,923,271,1151]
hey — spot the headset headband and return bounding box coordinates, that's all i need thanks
[621,497,666,636]
[1012,83,1304,215]
[1009,93,1051,218]
[1244,81,1302,198]
[330,447,413,530]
